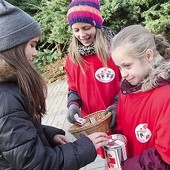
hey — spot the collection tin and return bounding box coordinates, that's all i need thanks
[104,134,127,169]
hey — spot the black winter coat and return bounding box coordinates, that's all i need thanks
[0,82,96,170]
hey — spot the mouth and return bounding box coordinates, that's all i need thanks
[126,78,134,83]
[80,37,91,44]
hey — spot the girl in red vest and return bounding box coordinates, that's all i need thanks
[111,24,170,169]
[65,0,121,158]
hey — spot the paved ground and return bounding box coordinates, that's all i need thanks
[42,80,106,170]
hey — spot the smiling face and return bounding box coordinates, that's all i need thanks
[112,46,152,86]
[25,36,39,62]
[72,22,96,46]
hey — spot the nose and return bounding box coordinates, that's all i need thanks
[33,48,38,56]
[79,30,86,38]
[121,69,128,79]
[32,48,37,60]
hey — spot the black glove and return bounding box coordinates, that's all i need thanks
[104,105,117,128]
[67,104,82,123]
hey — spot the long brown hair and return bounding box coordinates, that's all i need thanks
[1,42,47,117]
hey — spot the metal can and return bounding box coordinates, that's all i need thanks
[104,134,127,169]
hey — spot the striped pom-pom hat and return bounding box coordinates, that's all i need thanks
[67,0,103,29]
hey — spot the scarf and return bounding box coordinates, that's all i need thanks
[121,77,170,94]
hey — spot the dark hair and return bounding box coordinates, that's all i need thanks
[1,42,47,117]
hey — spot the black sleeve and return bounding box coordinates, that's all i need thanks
[67,89,82,107]
[0,90,97,170]
[122,147,170,170]
[42,125,65,147]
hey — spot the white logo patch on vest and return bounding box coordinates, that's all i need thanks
[95,67,115,83]
[135,123,151,143]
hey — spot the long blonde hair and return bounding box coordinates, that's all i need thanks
[68,28,110,69]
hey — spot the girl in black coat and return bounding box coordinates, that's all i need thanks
[0,1,109,169]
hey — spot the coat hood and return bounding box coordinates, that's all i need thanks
[0,58,17,83]
[142,58,170,91]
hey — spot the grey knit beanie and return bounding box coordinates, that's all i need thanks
[0,0,41,52]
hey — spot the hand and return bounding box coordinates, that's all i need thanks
[53,134,69,144]
[87,132,109,150]
[104,105,117,128]
[67,104,82,123]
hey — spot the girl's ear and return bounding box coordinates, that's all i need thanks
[145,49,154,62]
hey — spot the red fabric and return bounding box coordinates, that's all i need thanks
[116,85,170,164]
[65,54,121,158]
[65,54,121,117]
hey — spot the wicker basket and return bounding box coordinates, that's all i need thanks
[68,110,112,139]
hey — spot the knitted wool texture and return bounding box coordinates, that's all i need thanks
[67,0,103,29]
[0,0,41,52]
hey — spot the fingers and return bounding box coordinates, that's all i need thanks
[104,108,110,115]
[67,105,82,123]
[54,135,70,144]
[69,112,77,122]
[61,136,70,144]
[67,109,77,123]
[67,108,83,124]
[88,132,108,139]
[103,110,108,115]
[58,139,66,144]
[67,113,76,123]
[109,118,115,128]
[95,138,109,149]
[88,132,109,149]
[77,110,83,118]
[105,105,114,115]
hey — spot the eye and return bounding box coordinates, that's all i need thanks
[84,27,90,30]
[73,28,79,32]
[124,64,131,69]
[84,26,92,30]
[31,44,37,50]
[117,66,121,70]
[31,42,38,48]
